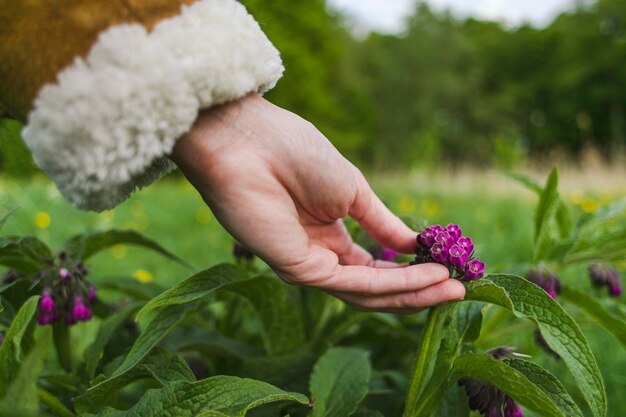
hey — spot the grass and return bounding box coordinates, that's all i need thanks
[1,169,625,415]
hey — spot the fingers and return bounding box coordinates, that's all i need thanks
[349,174,417,254]
[280,245,451,295]
[332,278,466,313]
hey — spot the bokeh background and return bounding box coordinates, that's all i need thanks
[1,0,625,415]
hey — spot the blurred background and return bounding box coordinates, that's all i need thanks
[1,1,625,414]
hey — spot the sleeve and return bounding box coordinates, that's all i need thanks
[0,0,283,211]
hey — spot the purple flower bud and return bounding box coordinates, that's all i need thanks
[71,297,93,322]
[588,263,623,298]
[526,269,561,298]
[445,224,462,241]
[380,247,398,262]
[430,224,443,234]
[88,284,98,303]
[456,236,474,255]
[419,228,437,247]
[59,268,71,281]
[37,311,57,326]
[448,245,469,268]
[40,289,55,312]
[434,231,455,248]
[430,242,449,263]
[465,259,485,280]
[609,283,622,297]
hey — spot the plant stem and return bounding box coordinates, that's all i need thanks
[403,304,451,417]
[53,322,72,372]
[37,387,75,417]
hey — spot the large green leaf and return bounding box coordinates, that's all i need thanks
[0,296,39,398]
[505,358,582,417]
[0,327,51,415]
[533,166,561,262]
[560,286,626,348]
[450,354,572,417]
[83,376,309,417]
[309,347,371,417]
[64,229,190,268]
[76,348,195,414]
[136,265,305,356]
[0,236,52,273]
[84,302,143,379]
[135,264,249,322]
[225,275,305,355]
[465,274,606,417]
[110,303,189,379]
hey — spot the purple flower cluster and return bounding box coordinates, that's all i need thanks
[525,269,562,299]
[458,347,526,417]
[588,263,622,297]
[36,252,97,326]
[414,224,485,281]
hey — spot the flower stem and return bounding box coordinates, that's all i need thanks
[52,322,72,372]
[38,387,75,417]
[403,304,452,417]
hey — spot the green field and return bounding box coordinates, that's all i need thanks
[1,171,625,416]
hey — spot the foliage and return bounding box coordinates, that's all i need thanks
[1,165,624,416]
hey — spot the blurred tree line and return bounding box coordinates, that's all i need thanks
[1,0,624,176]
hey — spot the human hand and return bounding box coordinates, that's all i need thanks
[170,93,465,313]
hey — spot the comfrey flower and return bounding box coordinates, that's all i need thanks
[35,251,97,326]
[588,263,622,297]
[525,269,561,299]
[458,347,527,417]
[413,223,485,281]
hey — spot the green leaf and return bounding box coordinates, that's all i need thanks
[84,302,143,379]
[76,348,195,414]
[136,265,305,356]
[433,384,469,417]
[225,275,305,355]
[309,347,371,417]
[110,304,190,378]
[466,274,606,417]
[167,331,263,360]
[240,351,317,394]
[0,236,52,273]
[0,296,39,398]
[83,376,309,417]
[0,208,17,233]
[450,354,569,417]
[96,276,166,301]
[560,286,626,348]
[135,264,249,322]
[64,229,190,268]
[0,327,52,415]
[533,166,561,262]
[505,358,583,417]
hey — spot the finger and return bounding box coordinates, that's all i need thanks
[331,278,466,312]
[349,174,417,253]
[281,245,450,295]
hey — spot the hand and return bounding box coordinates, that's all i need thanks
[170,93,465,313]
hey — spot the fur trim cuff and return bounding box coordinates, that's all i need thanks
[22,0,283,211]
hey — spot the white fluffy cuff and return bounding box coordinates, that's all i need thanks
[22,0,283,211]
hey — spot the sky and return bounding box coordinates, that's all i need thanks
[327,0,580,34]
